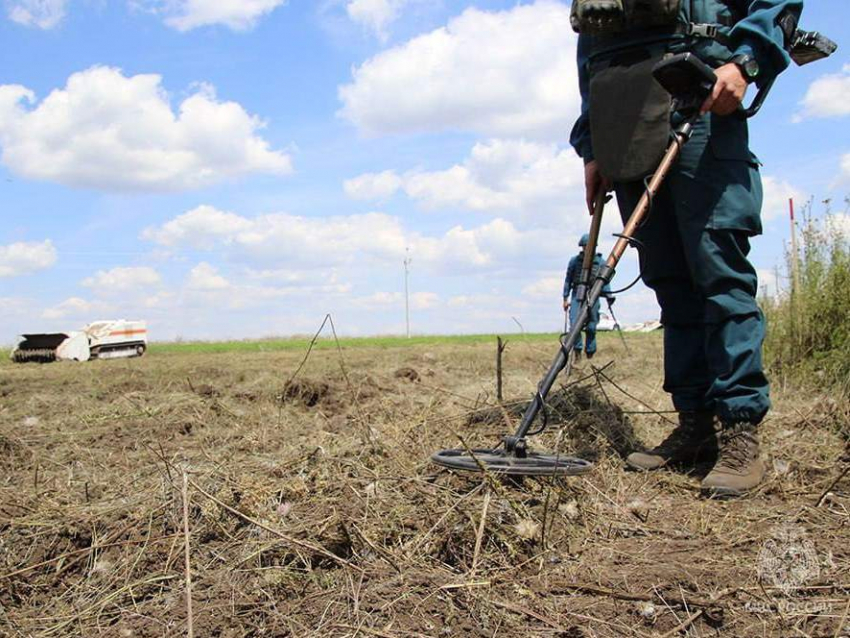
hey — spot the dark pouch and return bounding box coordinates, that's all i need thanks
[589,53,671,182]
[623,0,680,30]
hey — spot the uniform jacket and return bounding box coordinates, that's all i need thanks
[564,252,613,299]
[570,0,804,163]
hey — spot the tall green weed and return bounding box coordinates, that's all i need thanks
[763,198,850,392]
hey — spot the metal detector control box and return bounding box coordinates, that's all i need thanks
[652,53,716,115]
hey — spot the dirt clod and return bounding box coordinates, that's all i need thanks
[394,366,421,382]
[281,378,331,407]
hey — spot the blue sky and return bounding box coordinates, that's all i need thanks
[0,0,848,342]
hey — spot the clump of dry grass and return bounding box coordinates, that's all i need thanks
[0,333,848,637]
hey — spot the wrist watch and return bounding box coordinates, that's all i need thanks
[730,53,760,83]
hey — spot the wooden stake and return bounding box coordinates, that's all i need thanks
[789,198,801,297]
[471,488,491,575]
[182,472,194,638]
[496,337,506,403]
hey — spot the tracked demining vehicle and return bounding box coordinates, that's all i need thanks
[11,320,148,363]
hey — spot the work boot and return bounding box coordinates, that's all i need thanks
[701,423,765,498]
[586,351,595,360]
[626,411,717,471]
[573,349,582,362]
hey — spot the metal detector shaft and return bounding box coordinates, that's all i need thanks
[510,120,694,445]
[576,190,606,305]
[567,190,606,338]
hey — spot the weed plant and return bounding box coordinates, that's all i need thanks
[763,198,850,393]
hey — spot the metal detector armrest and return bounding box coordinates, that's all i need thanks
[791,30,838,66]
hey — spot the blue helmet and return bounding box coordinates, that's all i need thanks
[579,233,590,247]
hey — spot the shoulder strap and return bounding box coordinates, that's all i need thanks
[680,0,741,47]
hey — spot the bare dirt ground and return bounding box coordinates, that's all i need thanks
[1,332,848,637]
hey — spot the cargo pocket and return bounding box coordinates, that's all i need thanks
[704,114,763,236]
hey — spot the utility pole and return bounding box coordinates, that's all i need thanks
[404,248,412,339]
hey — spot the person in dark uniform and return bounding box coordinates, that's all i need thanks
[564,233,614,360]
[570,0,803,496]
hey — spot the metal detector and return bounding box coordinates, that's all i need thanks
[431,53,716,477]
[431,35,837,478]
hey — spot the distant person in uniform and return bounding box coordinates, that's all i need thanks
[563,233,614,360]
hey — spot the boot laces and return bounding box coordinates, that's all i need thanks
[717,428,754,472]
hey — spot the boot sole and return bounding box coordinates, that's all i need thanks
[625,453,717,472]
[625,458,669,471]
[700,485,752,499]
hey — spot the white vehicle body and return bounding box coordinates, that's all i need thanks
[596,312,617,332]
[11,332,91,363]
[624,320,663,333]
[84,320,148,359]
[11,320,148,363]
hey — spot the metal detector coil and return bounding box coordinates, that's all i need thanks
[431,448,593,477]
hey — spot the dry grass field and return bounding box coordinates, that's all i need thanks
[1,331,848,637]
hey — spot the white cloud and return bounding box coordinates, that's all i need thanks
[0,296,32,319]
[344,169,404,201]
[7,0,67,29]
[354,290,400,306]
[0,67,291,191]
[82,266,162,292]
[355,290,439,310]
[840,153,850,184]
[183,263,352,311]
[338,1,579,139]
[141,205,254,248]
[414,217,557,271]
[346,0,410,40]
[348,139,584,221]
[522,274,562,299]
[140,291,177,309]
[42,296,110,320]
[411,291,439,309]
[145,206,408,266]
[142,205,564,274]
[139,0,286,31]
[761,176,805,222]
[0,240,57,277]
[187,262,230,290]
[795,64,850,121]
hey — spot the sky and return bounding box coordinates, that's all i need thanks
[0,0,848,343]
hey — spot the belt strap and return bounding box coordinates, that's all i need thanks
[677,22,733,47]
